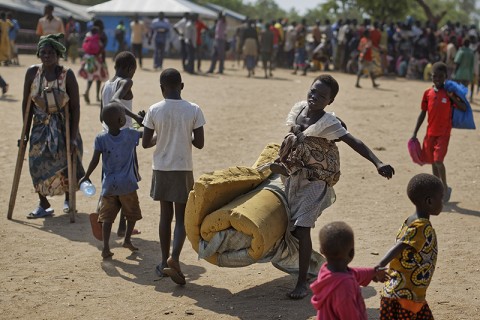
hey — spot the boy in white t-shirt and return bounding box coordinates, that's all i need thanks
[142,68,206,285]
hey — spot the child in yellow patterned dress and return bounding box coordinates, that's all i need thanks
[376,173,444,320]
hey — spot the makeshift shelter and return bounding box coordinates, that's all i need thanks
[0,0,92,53]
[87,0,217,53]
[0,0,91,29]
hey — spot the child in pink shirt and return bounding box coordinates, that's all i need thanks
[310,221,387,319]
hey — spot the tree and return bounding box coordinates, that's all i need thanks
[356,0,410,21]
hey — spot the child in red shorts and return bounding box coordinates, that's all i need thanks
[412,62,466,202]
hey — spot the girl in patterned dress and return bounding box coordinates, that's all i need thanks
[271,74,394,299]
[376,173,443,320]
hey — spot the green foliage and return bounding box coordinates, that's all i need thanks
[64,0,478,26]
[356,0,410,21]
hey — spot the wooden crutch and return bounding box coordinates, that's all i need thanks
[64,102,76,223]
[7,98,33,220]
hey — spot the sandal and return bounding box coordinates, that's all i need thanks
[155,264,169,278]
[162,268,186,285]
[27,207,54,219]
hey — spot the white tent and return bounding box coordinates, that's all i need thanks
[87,0,217,18]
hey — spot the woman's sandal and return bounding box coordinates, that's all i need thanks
[27,207,54,219]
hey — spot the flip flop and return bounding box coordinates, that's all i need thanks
[27,207,54,219]
[162,268,186,285]
[155,264,169,278]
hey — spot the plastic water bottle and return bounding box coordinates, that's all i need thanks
[80,180,96,197]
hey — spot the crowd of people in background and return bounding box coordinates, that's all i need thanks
[0,4,479,100]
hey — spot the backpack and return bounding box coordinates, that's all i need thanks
[444,80,476,130]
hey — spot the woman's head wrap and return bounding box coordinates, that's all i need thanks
[36,33,66,59]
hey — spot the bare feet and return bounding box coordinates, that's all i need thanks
[373,83,380,88]
[287,282,309,300]
[101,250,114,259]
[122,241,139,252]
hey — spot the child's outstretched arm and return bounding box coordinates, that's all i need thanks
[339,133,395,179]
[376,242,412,268]
[412,110,426,139]
[111,79,144,125]
[79,150,101,186]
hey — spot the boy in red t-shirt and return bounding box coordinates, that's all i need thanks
[355,29,379,88]
[412,62,466,202]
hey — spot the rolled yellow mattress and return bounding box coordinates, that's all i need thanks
[201,188,288,262]
[185,143,283,265]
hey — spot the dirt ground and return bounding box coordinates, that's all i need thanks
[0,54,479,320]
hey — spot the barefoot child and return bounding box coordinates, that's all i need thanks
[412,62,466,203]
[101,51,145,237]
[311,221,388,319]
[271,74,394,299]
[376,173,444,319]
[80,102,143,259]
[142,68,205,285]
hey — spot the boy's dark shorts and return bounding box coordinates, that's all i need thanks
[98,191,142,223]
[150,170,193,203]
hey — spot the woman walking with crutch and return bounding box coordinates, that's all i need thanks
[13,34,84,220]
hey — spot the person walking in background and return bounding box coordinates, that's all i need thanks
[65,16,81,63]
[36,4,64,36]
[284,21,297,69]
[240,19,259,78]
[292,19,308,75]
[412,62,466,203]
[79,20,109,104]
[259,22,274,78]
[114,20,126,59]
[355,29,379,88]
[207,11,227,74]
[149,12,171,70]
[174,13,189,71]
[6,12,20,65]
[184,14,196,74]
[130,14,146,68]
[453,38,474,88]
[0,11,12,65]
[194,14,208,72]
[65,16,80,64]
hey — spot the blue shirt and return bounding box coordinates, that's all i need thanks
[151,18,170,44]
[94,128,141,196]
[9,19,20,40]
